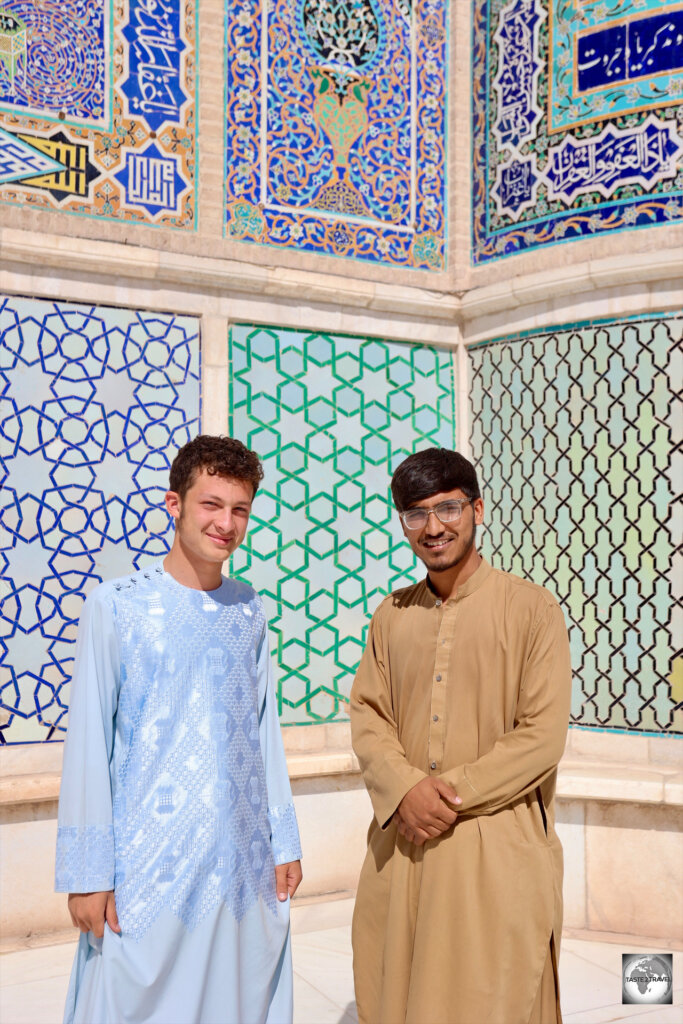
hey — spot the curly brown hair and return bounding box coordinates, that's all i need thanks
[169,435,264,499]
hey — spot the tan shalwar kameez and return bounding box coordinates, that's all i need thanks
[351,559,571,1024]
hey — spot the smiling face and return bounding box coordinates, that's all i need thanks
[401,487,484,575]
[165,470,253,572]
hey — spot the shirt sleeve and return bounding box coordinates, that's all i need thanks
[257,622,302,866]
[55,589,120,893]
[350,605,427,829]
[440,601,571,816]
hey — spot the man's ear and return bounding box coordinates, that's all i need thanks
[165,490,181,521]
[473,498,484,526]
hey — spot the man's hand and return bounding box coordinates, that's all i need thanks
[395,778,461,846]
[275,860,303,902]
[68,891,120,938]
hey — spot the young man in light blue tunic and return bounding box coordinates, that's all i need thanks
[55,435,303,1024]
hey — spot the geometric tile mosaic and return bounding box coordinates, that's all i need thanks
[225,1,448,270]
[0,296,200,744]
[229,325,456,724]
[0,0,196,227]
[468,312,683,735]
[472,0,683,263]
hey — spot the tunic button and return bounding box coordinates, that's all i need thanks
[433,714,439,722]
[436,674,442,681]
[435,599,442,607]
[431,761,437,770]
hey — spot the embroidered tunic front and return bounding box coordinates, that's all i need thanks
[56,563,302,1024]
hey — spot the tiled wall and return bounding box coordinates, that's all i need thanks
[469,311,683,736]
[472,0,683,263]
[229,324,456,723]
[0,296,200,743]
[225,0,448,269]
[0,0,196,227]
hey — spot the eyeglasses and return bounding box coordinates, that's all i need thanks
[399,498,472,531]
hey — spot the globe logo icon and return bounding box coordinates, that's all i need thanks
[622,954,673,1005]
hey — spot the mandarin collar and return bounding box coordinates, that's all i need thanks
[425,557,493,606]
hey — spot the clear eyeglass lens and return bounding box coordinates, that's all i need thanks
[403,501,464,529]
[436,501,464,522]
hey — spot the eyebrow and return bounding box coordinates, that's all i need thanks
[200,494,251,504]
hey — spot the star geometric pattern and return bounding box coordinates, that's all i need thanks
[468,311,683,735]
[0,296,200,744]
[229,324,456,724]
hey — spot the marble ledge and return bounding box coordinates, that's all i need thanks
[0,753,362,805]
[3,759,682,809]
[461,247,683,323]
[5,228,679,329]
[0,771,61,806]
[0,228,458,323]
[556,761,683,807]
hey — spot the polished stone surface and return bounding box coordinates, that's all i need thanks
[1,899,681,1024]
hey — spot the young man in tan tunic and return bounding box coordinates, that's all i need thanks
[351,448,572,1024]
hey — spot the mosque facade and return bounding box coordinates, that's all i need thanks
[0,0,681,944]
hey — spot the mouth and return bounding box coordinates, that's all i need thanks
[422,537,454,551]
[207,533,233,547]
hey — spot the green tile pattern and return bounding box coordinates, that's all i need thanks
[229,325,456,724]
[468,313,683,735]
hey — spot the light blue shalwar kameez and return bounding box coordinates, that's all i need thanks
[55,563,302,1024]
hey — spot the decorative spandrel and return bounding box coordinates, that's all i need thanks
[0,0,196,227]
[229,324,456,724]
[225,0,447,269]
[473,0,683,263]
[0,296,200,744]
[468,312,682,736]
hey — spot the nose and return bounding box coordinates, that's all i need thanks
[423,509,445,534]
[214,508,234,533]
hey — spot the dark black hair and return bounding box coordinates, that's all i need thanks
[391,447,480,511]
[169,435,264,499]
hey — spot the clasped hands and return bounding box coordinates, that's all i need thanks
[393,777,461,847]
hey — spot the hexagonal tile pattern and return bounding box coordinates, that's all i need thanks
[0,296,200,744]
[229,325,456,725]
[468,312,682,736]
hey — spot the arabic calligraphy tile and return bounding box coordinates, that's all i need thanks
[0,125,65,183]
[114,142,188,216]
[492,0,545,149]
[493,153,539,218]
[545,116,683,203]
[121,0,188,133]
[0,0,196,229]
[472,0,683,263]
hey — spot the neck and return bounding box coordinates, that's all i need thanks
[428,544,482,600]
[163,539,224,591]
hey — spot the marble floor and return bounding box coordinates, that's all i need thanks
[1,899,680,1024]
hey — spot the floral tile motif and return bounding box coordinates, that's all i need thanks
[469,311,683,735]
[229,324,456,724]
[0,296,200,744]
[0,0,196,228]
[473,0,683,263]
[225,0,448,270]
